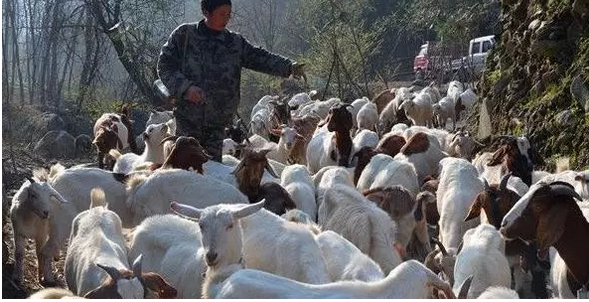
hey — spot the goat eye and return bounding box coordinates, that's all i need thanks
[226,223,233,230]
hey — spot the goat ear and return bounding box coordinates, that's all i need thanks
[170,202,203,220]
[141,272,177,298]
[457,275,474,299]
[464,199,481,221]
[536,202,568,250]
[487,146,506,166]
[232,199,265,219]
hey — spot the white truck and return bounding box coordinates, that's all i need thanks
[450,35,496,77]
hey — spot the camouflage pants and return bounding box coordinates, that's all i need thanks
[174,103,226,163]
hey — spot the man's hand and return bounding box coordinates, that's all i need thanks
[291,63,307,82]
[184,85,205,105]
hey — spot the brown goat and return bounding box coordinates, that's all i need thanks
[400,132,430,155]
[500,181,588,294]
[324,104,354,167]
[159,136,212,174]
[487,135,536,186]
[84,257,176,299]
[93,124,123,170]
[351,134,407,185]
[232,148,278,202]
[371,88,396,113]
[464,174,519,229]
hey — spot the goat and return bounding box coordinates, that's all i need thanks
[10,174,69,286]
[398,89,434,127]
[478,135,539,186]
[287,114,321,165]
[280,164,316,219]
[452,224,512,298]
[356,102,378,132]
[351,134,406,185]
[306,104,354,173]
[110,122,169,174]
[318,184,403,274]
[157,136,212,173]
[436,157,483,249]
[501,181,588,298]
[363,186,430,259]
[210,260,454,299]
[356,153,420,199]
[93,123,123,170]
[432,97,456,131]
[64,189,176,298]
[378,87,413,131]
[394,131,448,184]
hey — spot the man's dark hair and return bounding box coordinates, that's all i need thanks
[201,0,232,14]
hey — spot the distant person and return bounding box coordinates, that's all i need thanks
[157,0,305,161]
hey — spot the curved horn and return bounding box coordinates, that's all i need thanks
[456,240,464,254]
[432,238,448,256]
[132,254,143,276]
[25,175,36,183]
[458,275,474,299]
[499,173,512,192]
[474,139,485,148]
[265,161,279,178]
[159,135,179,146]
[232,199,265,220]
[549,183,582,201]
[97,263,122,281]
[482,177,490,190]
[170,201,203,220]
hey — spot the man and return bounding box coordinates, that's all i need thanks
[157,0,305,162]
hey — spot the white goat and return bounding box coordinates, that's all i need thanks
[452,224,512,299]
[398,90,434,127]
[10,173,69,285]
[210,260,454,299]
[356,153,420,198]
[432,97,456,131]
[356,102,378,132]
[239,208,331,284]
[130,201,265,299]
[64,189,141,297]
[280,164,317,219]
[110,122,169,174]
[436,157,483,249]
[269,125,304,164]
[349,97,370,129]
[125,169,248,225]
[314,167,355,214]
[318,184,403,274]
[394,132,448,184]
[316,230,384,282]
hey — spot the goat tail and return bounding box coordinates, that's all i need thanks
[108,149,122,160]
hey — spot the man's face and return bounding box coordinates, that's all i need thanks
[205,4,232,30]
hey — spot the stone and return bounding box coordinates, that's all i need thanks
[570,74,589,111]
[34,130,76,159]
[75,134,93,157]
[554,110,572,127]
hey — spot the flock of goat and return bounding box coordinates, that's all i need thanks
[10,80,589,299]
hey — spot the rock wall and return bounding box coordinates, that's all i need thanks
[475,0,589,169]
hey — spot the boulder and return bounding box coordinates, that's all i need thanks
[34,130,76,159]
[75,134,93,157]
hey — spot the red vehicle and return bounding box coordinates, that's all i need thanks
[413,41,460,80]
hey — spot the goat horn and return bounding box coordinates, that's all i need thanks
[132,254,143,276]
[159,135,179,146]
[474,139,485,147]
[232,199,265,220]
[25,175,36,183]
[170,201,202,220]
[97,263,121,281]
[549,182,582,201]
[432,238,448,256]
[457,240,464,254]
[482,177,490,190]
[458,275,474,299]
[265,161,279,178]
[499,173,512,192]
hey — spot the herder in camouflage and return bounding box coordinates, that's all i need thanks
[157,0,306,162]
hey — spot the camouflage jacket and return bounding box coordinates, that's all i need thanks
[157,20,294,128]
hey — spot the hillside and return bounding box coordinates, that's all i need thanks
[472,0,589,169]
